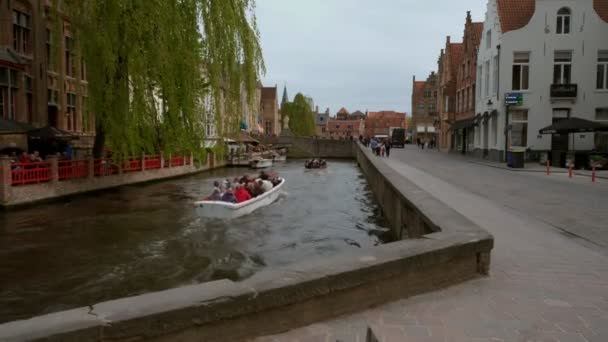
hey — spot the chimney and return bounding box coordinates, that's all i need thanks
[446,36,450,44]
[466,11,471,23]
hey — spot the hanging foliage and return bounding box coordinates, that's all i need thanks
[54,0,264,158]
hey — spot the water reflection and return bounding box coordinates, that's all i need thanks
[0,160,389,322]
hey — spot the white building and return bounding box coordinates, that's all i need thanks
[475,0,608,164]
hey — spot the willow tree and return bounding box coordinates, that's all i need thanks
[281,93,316,136]
[57,0,264,158]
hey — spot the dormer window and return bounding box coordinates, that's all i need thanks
[557,8,571,34]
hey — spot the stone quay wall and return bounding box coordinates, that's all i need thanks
[260,136,356,158]
[0,153,224,207]
[0,140,493,342]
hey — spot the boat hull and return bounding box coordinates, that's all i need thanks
[194,178,285,219]
[250,159,273,169]
[273,155,287,162]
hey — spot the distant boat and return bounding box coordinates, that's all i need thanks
[194,178,285,219]
[304,159,327,169]
[273,155,287,162]
[250,158,273,169]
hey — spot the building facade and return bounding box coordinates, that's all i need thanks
[364,111,406,138]
[437,38,463,151]
[475,0,608,163]
[0,0,93,151]
[261,86,281,136]
[453,12,484,154]
[326,119,364,139]
[411,72,439,142]
[314,108,330,137]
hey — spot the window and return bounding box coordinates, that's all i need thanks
[65,37,75,77]
[597,51,608,90]
[67,93,77,131]
[553,51,572,84]
[0,68,19,120]
[46,29,53,70]
[47,88,59,104]
[509,109,528,147]
[596,108,608,121]
[13,10,31,54]
[486,30,492,49]
[417,104,425,111]
[512,52,530,90]
[484,61,490,97]
[445,96,450,112]
[556,8,571,34]
[0,87,4,119]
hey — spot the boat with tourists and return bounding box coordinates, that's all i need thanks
[250,158,273,169]
[305,158,327,169]
[194,171,284,219]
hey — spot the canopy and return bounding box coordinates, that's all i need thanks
[538,117,608,134]
[27,126,75,140]
[449,118,477,131]
[0,118,35,133]
[233,130,259,144]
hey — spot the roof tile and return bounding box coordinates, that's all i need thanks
[595,0,608,23]
[497,0,535,33]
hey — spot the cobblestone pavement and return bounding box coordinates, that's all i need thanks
[254,147,608,342]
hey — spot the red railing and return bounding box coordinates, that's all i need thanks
[94,159,118,177]
[144,155,162,169]
[171,156,185,167]
[11,162,51,185]
[123,158,142,173]
[58,160,88,181]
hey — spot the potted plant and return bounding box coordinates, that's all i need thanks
[589,154,608,169]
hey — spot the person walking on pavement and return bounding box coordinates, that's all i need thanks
[385,141,391,158]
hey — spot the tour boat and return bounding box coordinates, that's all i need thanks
[194,178,286,219]
[273,155,287,162]
[250,158,273,169]
[304,160,327,169]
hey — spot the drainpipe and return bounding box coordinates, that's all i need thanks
[497,44,508,162]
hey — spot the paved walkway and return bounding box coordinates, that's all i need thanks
[254,147,608,342]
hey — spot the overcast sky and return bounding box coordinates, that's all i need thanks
[257,0,487,115]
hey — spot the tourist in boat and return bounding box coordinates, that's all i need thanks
[234,183,252,203]
[258,178,273,193]
[220,187,237,203]
[247,181,263,197]
[207,188,222,201]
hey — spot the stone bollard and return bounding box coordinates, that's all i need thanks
[0,157,12,204]
[47,155,59,183]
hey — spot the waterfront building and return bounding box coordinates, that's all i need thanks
[475,0,608,163]
[453,12,484,155]
[314,108,330,137]
[261,86,281,136]
[0,0,93,152]
[411,72,439,142]
[326,118,364,139]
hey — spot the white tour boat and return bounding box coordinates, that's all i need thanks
[273,155,287,162]
[250,158,273,169]
[194,178,285,219]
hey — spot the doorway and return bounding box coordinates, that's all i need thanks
[48,105,58,127]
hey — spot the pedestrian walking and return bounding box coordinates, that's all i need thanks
[385,141,391,158]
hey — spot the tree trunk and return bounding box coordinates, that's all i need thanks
[93,120,105,158]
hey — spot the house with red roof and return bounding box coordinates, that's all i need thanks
[326,119,364,140]
[437,37,464,151]
[474,0,608,163]
[364,111,406,138]
[411,72,439,142]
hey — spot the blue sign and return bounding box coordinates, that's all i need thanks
[505,93,523,106]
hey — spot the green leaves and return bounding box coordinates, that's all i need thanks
[59,0,264,159]
[281,93,316,137]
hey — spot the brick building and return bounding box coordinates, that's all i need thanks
[336,107,349,120]
[260,86,281,136]
[411,72,439,142]
[452,12,483,154]
[437,37,463,151]
[0,0,93,152]
[314,108,330,137]
[326,119,364,139]
[364,111,406,138]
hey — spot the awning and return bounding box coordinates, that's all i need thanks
[449,118,477,131]
[0,118,35,133]
[538,117,608,134]
[27,126,75,140]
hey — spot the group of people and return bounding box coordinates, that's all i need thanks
[304,158,327,169]
[369,138,391,157]
[205,171,281,203]
[416,138,436,150]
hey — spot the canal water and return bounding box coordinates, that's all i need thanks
[0,160,390,323]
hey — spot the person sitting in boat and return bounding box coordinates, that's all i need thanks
[247,181,263,197]
[207,188,222,201]
[258,178,273,193]
[320,160,327,168]
[220,186,237,203]
[234,183,252,203]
